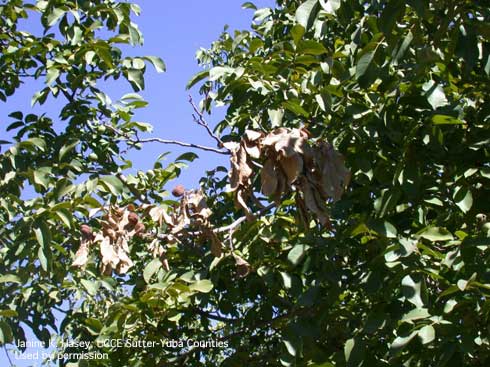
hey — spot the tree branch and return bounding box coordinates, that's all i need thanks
[3,345,13,367]
[188,95,228,151]
[214,202,275,233]
[103,124,230,155]
[154,202,275,241]
[192,308,239,324]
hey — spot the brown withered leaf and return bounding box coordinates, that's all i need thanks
[72,239,90,268]
[233,254,251,278]
[261,159,278,196]
[298,176,331,228]
[244,130,263,159]
[316,142,350,201]
[202,227,222,257]
[279,153,303,185]
[99,235,118,272]
[262,128,308,158]
[187,190,212,220]
[226,128,350,227]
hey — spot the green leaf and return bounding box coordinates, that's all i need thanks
[393,31,413,63]
[344,337,366,367]
[481,168,490,179]
[143,259,162,284]
[209,66,235,81]
[453,186,473,213]
[0,320,13,344]
[443,299,457,314]
[127,69,145,91]
[283,100,310,117]
[401,308,431,323]
[268,109,284,127]
[37,244,50,272]
[418,227,453,242]
[390,331,417,354]
[46,7,65,27]
[46,68,60,85]
[423,81,448,109]
[242,2,257,10]
[55,208,72,229]
[144,56,166,73]
[356,51,376,79]
[280,272,292,289]
[297,40,327,55]
[189,279,213,293]
[0,309,18,318]
[401,274,425,307]
[291,24,305,46]
[186,70,209,89]
[0,275,21,284]
[432,114,464,125]
[315,93,331,112]
[319,0,341,15]
[368,220,397,238]
[99,176,124,196]
[418,325,435,344]
[283,338,297,356]
[94,42,114,68]
[31,89,49,106]
[175,152,199,162]
[85,50,96,65]
[59,140,79,161]
[34,222,51,249]
[288,244,310,266]
[33,167,51,189]
[81,279,99,296]
[295,0,319,30]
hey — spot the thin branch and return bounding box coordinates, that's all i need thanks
[188,95,228,151]
[192,308,239,324]
[154,202,275,241]
[214,202,275,234]
[3,345,13,367]
[103,124,230,155]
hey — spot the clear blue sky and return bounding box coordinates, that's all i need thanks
[1,1,275,366]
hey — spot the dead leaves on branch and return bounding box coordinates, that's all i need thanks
[72,128,349,279]
[72,206,145,275]
[72,190,223,276]
[146,189,222,256]
[227,127,350,227]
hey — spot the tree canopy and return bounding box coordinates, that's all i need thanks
[1,0,490,366]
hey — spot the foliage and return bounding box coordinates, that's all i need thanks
[1,0,490,366]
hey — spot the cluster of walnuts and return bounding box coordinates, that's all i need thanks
[225,127,350,227]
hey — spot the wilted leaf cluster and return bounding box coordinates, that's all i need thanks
[73,206,145,275]
[147,188,223,257]
[226,127,350,227]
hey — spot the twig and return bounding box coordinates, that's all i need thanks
[228,228,235,252]
[214,203,275,234]
[188,95,228,151]
[103,124,230,155]
[154,202,275,242]
[192,308,239,324]
[3,345,13,367]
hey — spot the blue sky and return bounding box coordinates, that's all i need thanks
[1,1,275,366]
